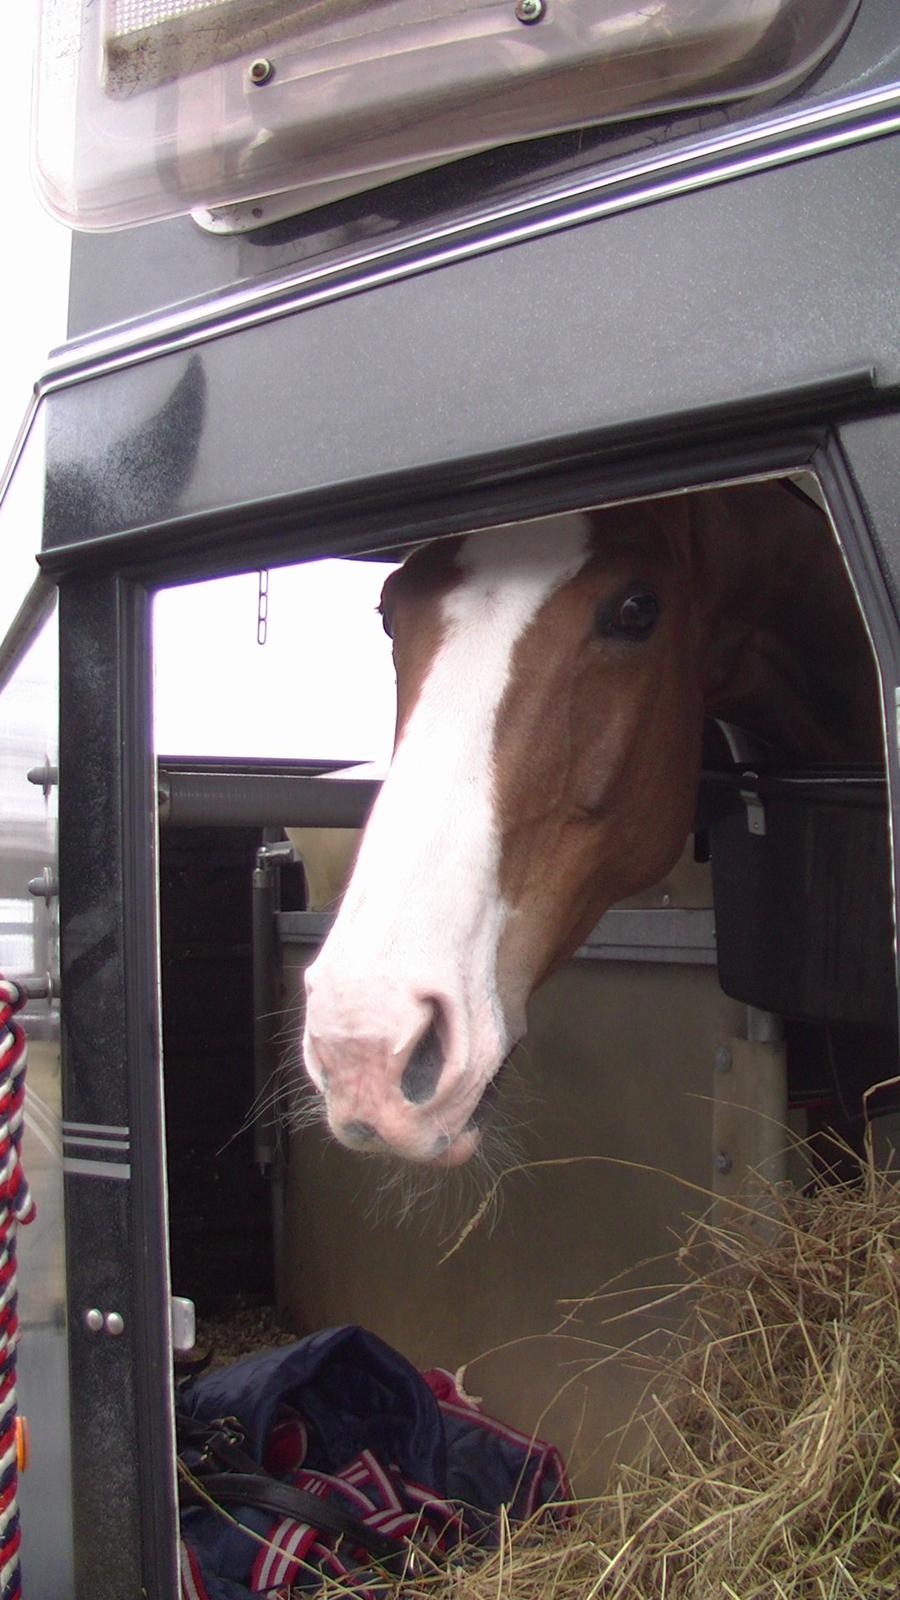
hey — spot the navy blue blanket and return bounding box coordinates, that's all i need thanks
[177,1325,569,1598]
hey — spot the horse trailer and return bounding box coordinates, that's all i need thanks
[5,0,900,1592]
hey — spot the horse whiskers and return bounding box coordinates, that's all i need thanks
[214,1079,290,1156]
[352,1092,527,1235]
[366,1157,476,1233]
[247,1072,298,1118]
[237,1012,536,1228]
[364,1043,537,1226]
[213,1055,324,1156]
[268,1009,307,1048]
[286,1102,328,1138]
[284,1083,329,1134]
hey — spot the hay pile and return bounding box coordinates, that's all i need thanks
[330,1155,900,1599]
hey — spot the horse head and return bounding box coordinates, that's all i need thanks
[302,485,877,1164]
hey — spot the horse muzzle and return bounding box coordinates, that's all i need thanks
[302,974,501,1164]
[334,1112,481,1167]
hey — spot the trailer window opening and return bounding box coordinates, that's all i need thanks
[153,555,399,764]
[153,468,896,1515]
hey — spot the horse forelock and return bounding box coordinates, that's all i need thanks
[386,516,597,746]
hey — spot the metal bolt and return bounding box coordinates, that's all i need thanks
[249,57,274,86]
[27,760,58,797]
[515,0,545,22]
[27,866,58,903]
[715,1150,733,1175]
[714,1045,732,1074]
[105,1312,125,1337]
[661,893,672,907]
[84,1308,104,1333]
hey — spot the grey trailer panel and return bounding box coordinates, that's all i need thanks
[42,114,900,566]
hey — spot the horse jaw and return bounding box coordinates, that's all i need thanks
[303,515,594,1164]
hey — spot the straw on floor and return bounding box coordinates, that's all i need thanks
[310,1148,900,1599]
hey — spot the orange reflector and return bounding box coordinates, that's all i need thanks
[15,1417,29,1473]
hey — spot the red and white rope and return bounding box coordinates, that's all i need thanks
[0,978,36,1600]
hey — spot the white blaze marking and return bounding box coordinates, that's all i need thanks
[308,513,592,1082]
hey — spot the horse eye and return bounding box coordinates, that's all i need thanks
[596,587,660,642]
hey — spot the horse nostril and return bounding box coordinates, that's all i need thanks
[401,1018,444,1104]
[341,1120,382,1148]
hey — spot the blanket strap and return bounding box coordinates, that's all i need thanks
[178,1415,409,1572]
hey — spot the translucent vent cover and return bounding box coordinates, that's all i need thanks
[35,0,860,233]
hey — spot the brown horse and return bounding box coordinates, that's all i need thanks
[302,480,881,1165]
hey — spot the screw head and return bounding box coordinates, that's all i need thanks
[105,1311,126,1337]
[715,1045,732,1073]
[249,57,274,86]
[515,0,545,21]
[84,1308,104,1333]
[715,1150,733,1175]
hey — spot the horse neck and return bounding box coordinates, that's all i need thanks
[690,485,882,765]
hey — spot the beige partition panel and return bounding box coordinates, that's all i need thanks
[279,947,749,1491]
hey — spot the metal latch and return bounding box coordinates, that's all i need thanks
[171,1296,197,1353]
[739,771,766,836]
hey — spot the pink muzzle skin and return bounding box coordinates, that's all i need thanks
[302,976,491,1164]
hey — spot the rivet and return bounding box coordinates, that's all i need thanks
[27,759,58,797]
[515,0,545,21]
[84,1308,104,1333]
[715,1045,732,1073]
[27,866,58,903]
[715,1150,733,1175]
[248,57,274,86]
[105,1312,125,1337]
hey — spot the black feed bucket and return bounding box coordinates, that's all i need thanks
[704,768,895,1027]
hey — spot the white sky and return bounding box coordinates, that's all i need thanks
[153,562,398,764]
[1,9,399,767]
[0,13,70,461]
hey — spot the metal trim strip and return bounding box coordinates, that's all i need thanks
[63,1135,131,1153]
[63,1157,132,1181]
[577,945,718,965]
[579,908,717,955]
[278,906,717,961]
[36,81,900,398]
[62,1120,130,1137]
